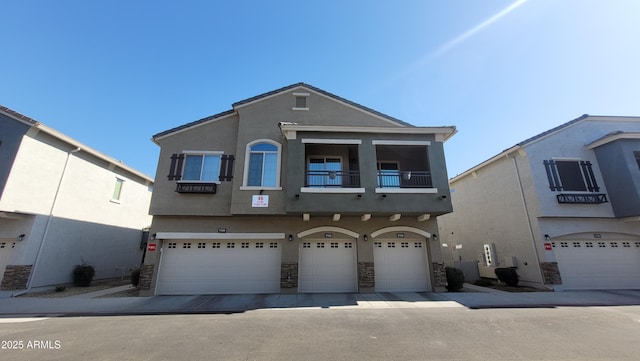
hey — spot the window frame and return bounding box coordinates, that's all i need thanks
[241,139,282,190]
[179,151,224,183]
[377,160,401,188]
[110,177,124,203]
[543,158,599,192]
[306,155,343,187]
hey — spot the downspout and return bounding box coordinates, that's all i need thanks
[509,151,553,291]
[12,147,81,297]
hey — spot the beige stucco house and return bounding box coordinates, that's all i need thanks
[0,106,153,294]
[438,115,640,290]
[141,83,457,295]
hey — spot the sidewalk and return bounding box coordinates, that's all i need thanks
[1,284,639,317]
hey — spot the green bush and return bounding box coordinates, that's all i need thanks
[55,285,66,292]
[131,268,141,287]
[445,266,465,291]
[72,263,95,287]
[495,267,519,287]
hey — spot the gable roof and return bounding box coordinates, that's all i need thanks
[450,114,640,183]
[153,82,414,140]
[0,105,154,184]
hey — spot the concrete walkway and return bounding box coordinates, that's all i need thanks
[1,284,639,317]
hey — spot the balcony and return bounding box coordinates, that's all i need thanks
[376,170,432,189]
[305,170,361,188]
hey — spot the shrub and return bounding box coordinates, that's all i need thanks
[445,266,465,291]
[131,268,141,288]
[72,263,95,287]
[495,267,519,287]
[55,285,66,292]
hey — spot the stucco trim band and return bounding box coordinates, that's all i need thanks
[155,232,286,240]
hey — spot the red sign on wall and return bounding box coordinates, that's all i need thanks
[544,243,552,251]
[148,243,157,252]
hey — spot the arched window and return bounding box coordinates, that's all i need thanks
[243,140,281,188]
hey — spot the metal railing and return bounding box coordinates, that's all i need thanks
[377,170,432,188]
[305,170,361,188]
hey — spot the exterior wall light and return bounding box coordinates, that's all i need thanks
[363,234,368,242]
[17,234,25,242]
[288,234,293,242]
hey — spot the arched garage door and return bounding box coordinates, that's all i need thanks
[157,240,281,295]
[298,240,357,293]
[553,240,640,290]
[374,239,431,292]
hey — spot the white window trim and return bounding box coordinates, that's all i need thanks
[375,187,438,194]
[110,178,125,203]
[182,150,224,155]
[372,140,431,146]
[300,187,365,194]
[180,151,225,183]
[242,139,282,190]
[302,138,362,145]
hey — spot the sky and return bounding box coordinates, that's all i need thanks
[2,0,640,179]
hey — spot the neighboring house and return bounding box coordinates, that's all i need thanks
[438,115,640,290]
[141,83,456,295]
[0,106,153,293]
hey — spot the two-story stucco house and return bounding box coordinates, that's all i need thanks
[0,106,153,294]
[438,115,640,290]
[141,83,457,295]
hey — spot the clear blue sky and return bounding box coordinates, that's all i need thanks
[2,0,639,178]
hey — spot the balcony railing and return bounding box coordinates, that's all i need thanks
[557,193,608,204]
[305,170,361,188]
[377,170,433,188]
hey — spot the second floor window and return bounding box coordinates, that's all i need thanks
[308,157,341,187]
[543,159,599,192]
[183,154,221,181]
[247,143,278,186]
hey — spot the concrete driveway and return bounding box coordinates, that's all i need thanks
[1,286,640,316]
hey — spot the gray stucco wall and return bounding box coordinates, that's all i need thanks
[593,139,640,217]
[0,113,30,196]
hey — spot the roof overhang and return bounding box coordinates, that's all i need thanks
[586,132,640,149]
[279,123,457,142]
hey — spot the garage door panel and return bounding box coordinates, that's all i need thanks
[157,241,281,295]
[554,241,640,290]
[374,241,430,292]
[298,241,357,293]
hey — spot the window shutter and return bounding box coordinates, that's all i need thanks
[581,161,599,192]
[167,154,184,181]
[543,160,561,191]
[219,155,235,181]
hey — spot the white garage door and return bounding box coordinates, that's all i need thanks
[157,240,281,295]
[298,240,357,293]
[0,240,15,278]
[553,240,640,290]
[374,240,431,292]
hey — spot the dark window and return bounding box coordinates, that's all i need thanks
[556,161,587,191]
[295,96,307,108]
[543,160,599,192]
[635,151,640,170]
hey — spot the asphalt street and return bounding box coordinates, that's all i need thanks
[2,305,640,361]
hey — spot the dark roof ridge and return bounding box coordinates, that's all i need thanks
[153,82,416,140]
[0,105,40,125]
[516,114,590,147]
